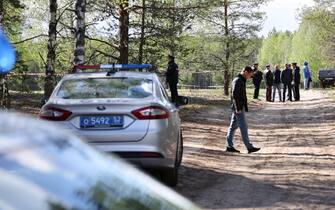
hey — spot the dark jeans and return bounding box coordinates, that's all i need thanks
[168,82,178,103]
[272,83,282,102]
[283,83,292,102]
[253,84,260,99]
[293,84,300,101]
[266,85,272,101]
[304,79,311,89]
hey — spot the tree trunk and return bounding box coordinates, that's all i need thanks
[119,0,129,64]
[223,0,230,96]
[74,0,86,65]
[44,0,57,101]
[138,0,146,68]
[0,0,3,26]
[0,1,9,110]
[168,0,176,56]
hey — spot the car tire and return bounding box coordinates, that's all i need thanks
[176,131,183,167]
[160,131,183,187]
[160,167,178,187]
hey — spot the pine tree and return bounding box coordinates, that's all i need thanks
[208,0,269,95]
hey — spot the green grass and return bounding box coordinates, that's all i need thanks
[177,88,229,118]
[177,88,262,120]
[178,88,260,107]
[10,91,43,115]
[178,88,230,110]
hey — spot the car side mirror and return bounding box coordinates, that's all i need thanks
[176,96,189,106]
[40,98,47,107]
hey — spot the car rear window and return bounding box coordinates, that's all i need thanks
[57,77,153,99]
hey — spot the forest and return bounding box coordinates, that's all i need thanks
[1,0,334,99]
[258,0,335,77]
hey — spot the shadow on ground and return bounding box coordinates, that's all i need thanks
[176,165,335,209]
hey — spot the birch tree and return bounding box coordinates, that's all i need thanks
[74,0,86,65]
[44,0,58,101]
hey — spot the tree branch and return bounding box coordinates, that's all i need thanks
[85,36,119,50]
[95,49,119,61]
[13,34,48,45]
[38,52,47,67]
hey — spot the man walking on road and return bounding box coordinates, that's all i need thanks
[292,62,301,101]
[165,55,179,103]
[281,64,293,102]
[226,66,261,154]
[252,63,263,100]
[272,65,282,102]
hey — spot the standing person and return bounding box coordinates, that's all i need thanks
[226,66,261,154]
[272,65,282,102]
[281,63,293,102]
[165,55,179,103]
[287,64,294,99]
[303,61,311,90]
[264,64,274,102]
[252,63,263,100]
[292,62,301,101]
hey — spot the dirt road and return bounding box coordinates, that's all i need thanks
[176,89,335,209]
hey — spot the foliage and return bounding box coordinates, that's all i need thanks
[291,7,335,71]
[5,0,266,94]
[195,0,269,95]
[0,0,25,37]
[258,30,293,68]
[258,1,335,80]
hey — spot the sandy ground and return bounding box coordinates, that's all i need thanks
[175,89,335,210]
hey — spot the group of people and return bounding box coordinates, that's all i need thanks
[226,61,312,154]
[164,56,261,154]
[252,62,312,102]
[165,56,314,154]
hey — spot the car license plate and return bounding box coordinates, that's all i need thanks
[80,115,124,128]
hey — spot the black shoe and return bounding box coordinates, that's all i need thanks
[226,147,240,153]
[248,147,261,154]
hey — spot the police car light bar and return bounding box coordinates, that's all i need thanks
[73,64,152,70]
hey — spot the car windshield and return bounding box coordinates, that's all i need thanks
[57,77,153,99]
